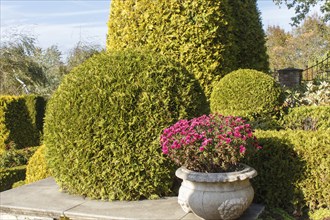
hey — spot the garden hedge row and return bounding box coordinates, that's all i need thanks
[247,129,330,211]
[0,165,26,192]
[0,146,38,168]
[0,95,46,151]
[281,106,330,131]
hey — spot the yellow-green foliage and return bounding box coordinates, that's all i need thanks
[107,0,235,98]
[309,208,330,220]
[44,50,208,201]
[0,165,26,192]
[210,69,283,117]
[0,95,44,150]
[0,146,38,168]
[107,1,269,98]
[247,130,330,211]
[282,106,330,131]
[25,145,51,184]
[12,180,25,188]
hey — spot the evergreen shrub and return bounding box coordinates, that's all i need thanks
[282,106,330,131]
[0,146,38,168]
[107,0,270,98]
[227,0,269,72]
[246,130,330,211]
[26,145,51,184]
[0,95,45,151]
[44,50,208,200]
[210,69,283,129]
[0,165,26,192]
[24,95,46,133]
[107,0,235,98]
[12,180,25,188]
[309,208,330,220]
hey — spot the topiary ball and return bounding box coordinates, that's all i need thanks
[210,69,283,117]
[43,50,208,201]
[25,145,51,184]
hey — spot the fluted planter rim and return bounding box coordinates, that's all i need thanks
[175,163,257,183]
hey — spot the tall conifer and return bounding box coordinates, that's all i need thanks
[107,0,269,97]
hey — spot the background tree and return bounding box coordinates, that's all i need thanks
[33,45,66,95]
[0,31,102,96]
[0,33,46,95]
[266,14,330,71]
[273,0,330,25]
[65,41,102,73]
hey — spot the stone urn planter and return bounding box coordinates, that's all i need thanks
[175,164,257,220]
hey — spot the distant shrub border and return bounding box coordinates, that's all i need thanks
[0,146,38,168]
[0,165,26,192]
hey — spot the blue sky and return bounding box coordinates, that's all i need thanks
[0,0,320,59]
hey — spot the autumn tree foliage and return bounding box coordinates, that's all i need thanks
[266,14,330,71]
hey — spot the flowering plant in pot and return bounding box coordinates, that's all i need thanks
[160,114,261,220]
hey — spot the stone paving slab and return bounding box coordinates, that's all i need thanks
[0,177,264,220]
[0,178,84,219]
[65,197,189,220]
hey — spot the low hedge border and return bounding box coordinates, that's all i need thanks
[281,106,330,131]
[0,95,46,151]
[0,165,26,192]
[246,129,330,212]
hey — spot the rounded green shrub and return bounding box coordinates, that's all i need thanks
[25,145,51,184]
[210,69,283,117]
[44,50,208,200]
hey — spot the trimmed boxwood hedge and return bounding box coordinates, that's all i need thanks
[0,146,38,168]
[281,106,330,131]
[0,95,46,151]
[246,129,330,211]
[44,50,209,201]
[0,165,26,192]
